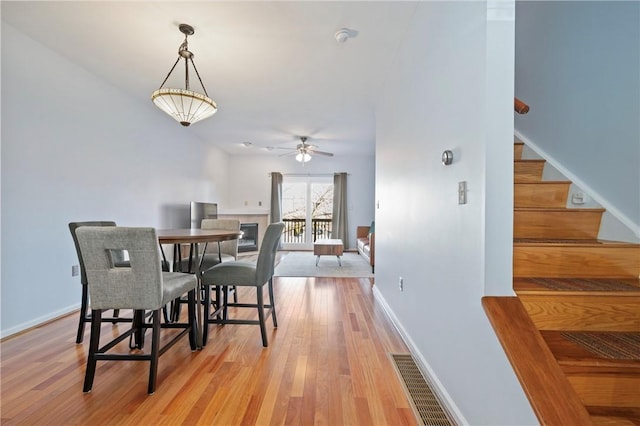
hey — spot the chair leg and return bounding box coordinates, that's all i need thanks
[214,285,223,321]
[171,297,181,322]
[256,288,268,347]
[188,289,197,351]
[147,310,161,394]
[268,278,278,327]
[162,304,171,323]
[83,309,102,392]
[222,286,229,321]
[202,285,211,346]
[133,310,145,349]
[76,284,89,344]
[111,309,120,324]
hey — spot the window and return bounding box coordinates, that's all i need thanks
[281,176,333,249]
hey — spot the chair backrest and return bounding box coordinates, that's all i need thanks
[255,222,285,285]
[201,219,240,260]
[75,227,164,310]
[69,221,118,285]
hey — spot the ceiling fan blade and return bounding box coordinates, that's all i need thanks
[278,151,297,157]
[308,149,334,157]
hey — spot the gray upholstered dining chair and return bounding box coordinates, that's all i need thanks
[75,226,197,394]
[173,219,241,321]
[200,222,284,347]
[180,219,241,273]
[69,221,131,343]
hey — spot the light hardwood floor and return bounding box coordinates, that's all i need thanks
[1,277,418,425]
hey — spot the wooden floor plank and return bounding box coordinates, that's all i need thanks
[0,277,417,425]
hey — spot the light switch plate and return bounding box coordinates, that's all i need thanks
[458,181,467,204]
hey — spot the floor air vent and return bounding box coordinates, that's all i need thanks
[390,354,454,426]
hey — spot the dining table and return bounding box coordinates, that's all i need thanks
[156,228,242,348]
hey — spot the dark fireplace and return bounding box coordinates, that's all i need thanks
[238,223,259,252]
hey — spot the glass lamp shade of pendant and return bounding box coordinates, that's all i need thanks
[296,152,312,163]
[151,88,217,127]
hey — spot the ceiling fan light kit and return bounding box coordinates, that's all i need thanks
[295,136,313,163]
[276,136,335,164]
[151,23,217,127]
[296,152,312,163]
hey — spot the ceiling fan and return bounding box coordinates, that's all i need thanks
[277,136,334,163]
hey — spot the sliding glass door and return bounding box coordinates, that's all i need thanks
[281,176,333,250]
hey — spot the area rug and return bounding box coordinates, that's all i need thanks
[561,332,640,360]
[273,251,374,278]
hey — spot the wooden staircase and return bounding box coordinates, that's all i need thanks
[486,141,640,425]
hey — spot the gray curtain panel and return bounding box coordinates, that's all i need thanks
[270,172,283,223]
[332,172,348,247]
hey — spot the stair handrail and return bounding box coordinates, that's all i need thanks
[482,296,593,425]
[515,97,530,114]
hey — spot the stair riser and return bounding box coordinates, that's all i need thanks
[514,246,640,278]
[515,161,545,182]
[514,210,603,239]
[567,375,640,408]
[518,295,640,331]
[515,183,570,208]
[515,143,523,160]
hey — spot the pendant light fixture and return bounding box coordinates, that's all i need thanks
[151,24,217,127]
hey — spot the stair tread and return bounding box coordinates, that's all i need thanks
[514,180,571,184]
[514,277,640,293]
[591,415,640,426]
[515,207,606,212]
[588,406,640,425]
[541,330,640,367]
[514,238,640,247]
[515,159,546,163]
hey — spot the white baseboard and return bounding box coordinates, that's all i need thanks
[515,130,640,239]
[1,304,79,339]
[372,285,468,425]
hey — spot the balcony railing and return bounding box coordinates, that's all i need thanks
[282,218,332,244]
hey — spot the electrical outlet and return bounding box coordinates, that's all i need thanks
[72,265,80,277]
[571,192,586,204]
[399,277,404,292]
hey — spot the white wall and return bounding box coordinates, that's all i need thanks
[515,1,640,235]
[0,23,229,337]
[375,2,536,424]
[224,154,375,249]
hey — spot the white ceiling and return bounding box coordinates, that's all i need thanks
[1,1,418,158]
